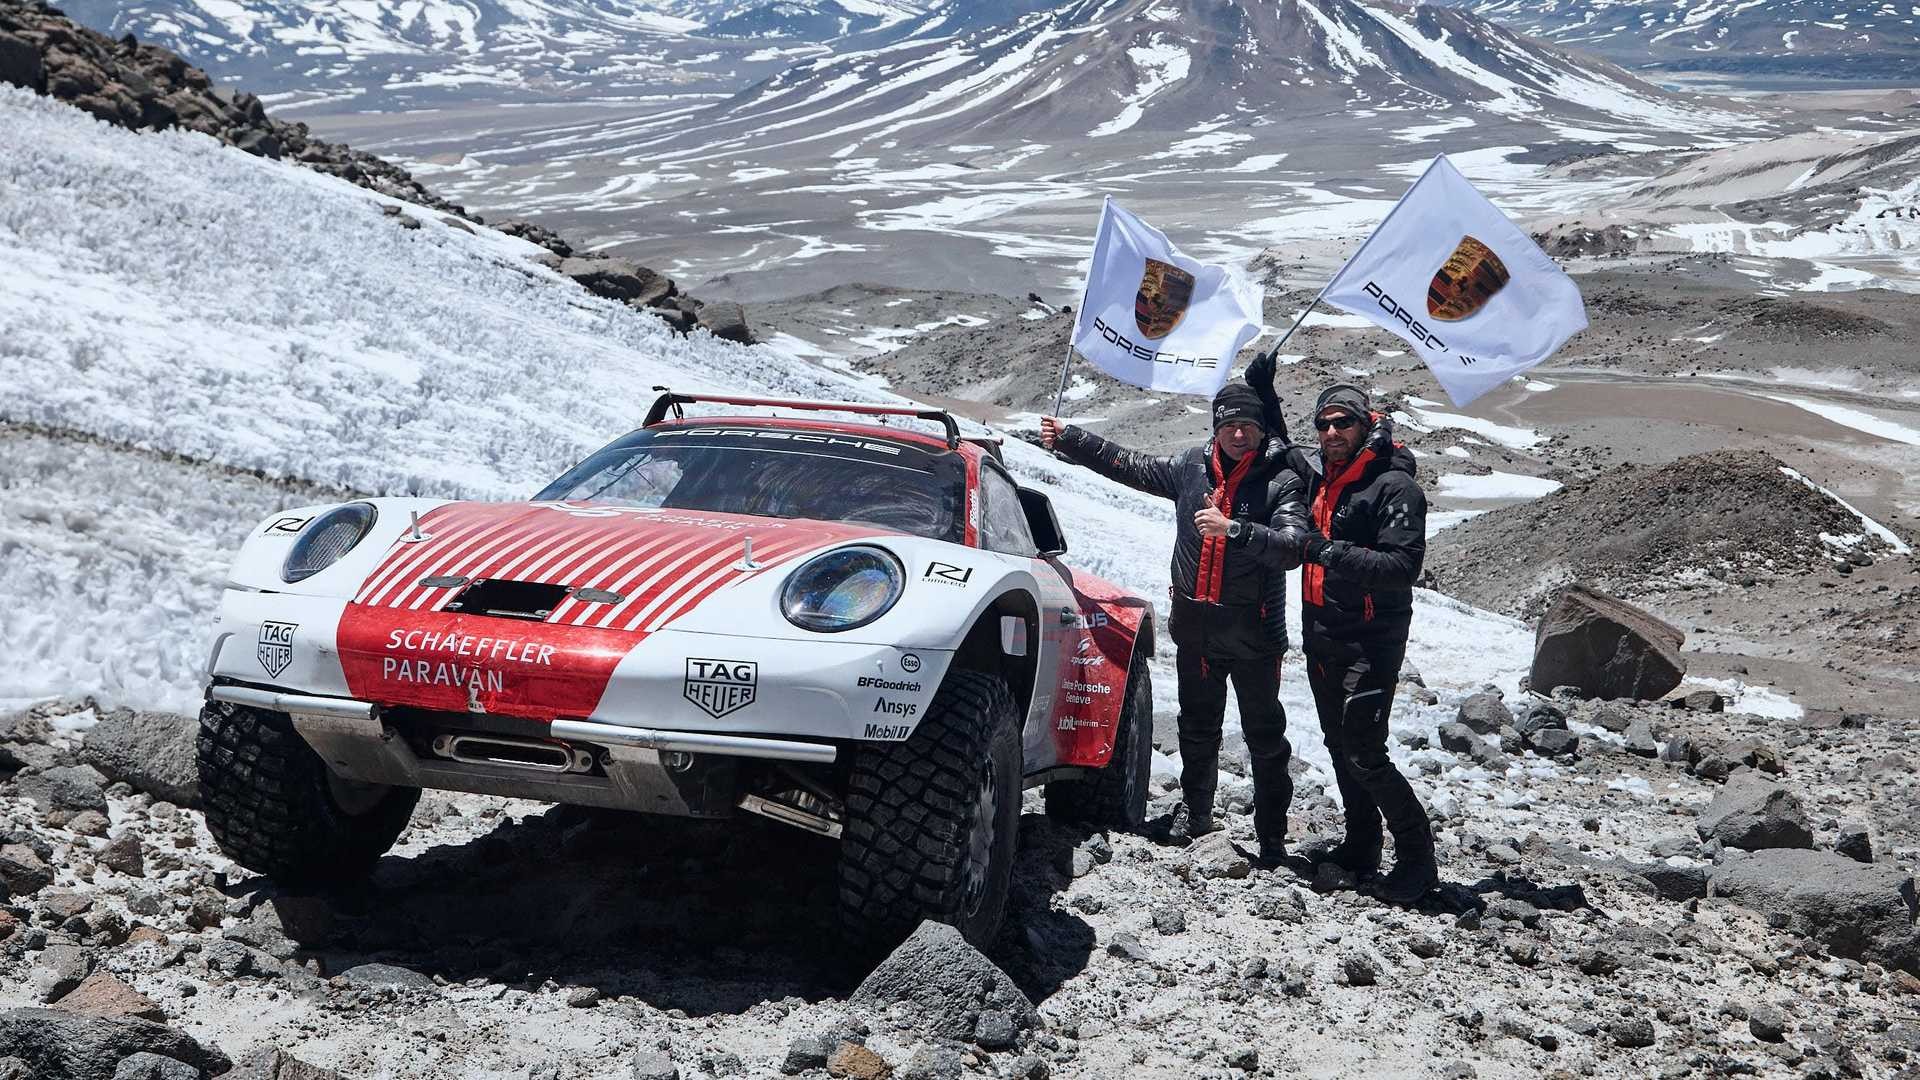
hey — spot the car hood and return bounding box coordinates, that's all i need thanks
[349,500,885,630]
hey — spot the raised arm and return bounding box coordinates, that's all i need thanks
[1045,418,1182,501]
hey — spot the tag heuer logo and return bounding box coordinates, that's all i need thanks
[1134,257,1195,340]
[257,621,296,678]
[684,658,757,718]
[1428,235,1510,322]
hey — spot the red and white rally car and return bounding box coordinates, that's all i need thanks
[198,392,1154,947]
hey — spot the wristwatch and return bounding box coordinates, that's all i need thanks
[1226,520,1244,541]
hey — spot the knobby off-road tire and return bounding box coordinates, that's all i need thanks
[1043,649,1151,830]
[198,700,419,887]
[839,669,1022,953]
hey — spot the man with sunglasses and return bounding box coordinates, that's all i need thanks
[1039,373,1309,863]
[1292,384,1436,904]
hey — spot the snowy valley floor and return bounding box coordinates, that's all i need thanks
[2,89,1919,1079]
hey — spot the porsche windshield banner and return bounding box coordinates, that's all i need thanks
[1070,197,1263,396]
[1321,155,1588,407]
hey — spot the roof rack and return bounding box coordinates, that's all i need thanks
[644,389,961,450]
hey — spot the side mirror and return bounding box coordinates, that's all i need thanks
[1017,487,1067,558]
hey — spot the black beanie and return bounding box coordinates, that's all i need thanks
[1211,383,1266,432]
[1314,384,1372,423]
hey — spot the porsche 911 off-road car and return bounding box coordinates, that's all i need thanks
[198,392,1155,947]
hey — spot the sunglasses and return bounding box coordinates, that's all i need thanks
[1313,415,1361,432]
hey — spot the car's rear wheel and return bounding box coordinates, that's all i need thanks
[198,700,419,887]
[838,669,1021,953]
[1044,649,1151,830]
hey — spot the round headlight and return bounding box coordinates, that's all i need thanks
[780,546,903,633]
[282,503,378,584]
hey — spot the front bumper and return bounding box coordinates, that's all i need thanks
[209,682,830,818]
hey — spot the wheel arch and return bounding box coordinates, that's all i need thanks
[942,585,1040,727]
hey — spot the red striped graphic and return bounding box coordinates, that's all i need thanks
[337,501,881,720]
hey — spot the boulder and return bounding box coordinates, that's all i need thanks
[54,973,166,1022]
[696,299,755,345]
[0,1008,230,1080]
[1692,737,1783,782]
[1529,586,1685,701]
[0,843,54,896]
[1514,702,1567,739]
[1455,693,1511,735]
[1709,848,1918,974]
[1623,718,1661,758]
[0,31,42,92]
[1527,729,1579,759]
[111,1053,201,1080]
[1837,821,1873,864]
[9,764,110,814]
[1438,723,1509,770]
[1695,774,1812,851]
[850,921,1036,1042]
[557,257,673,306]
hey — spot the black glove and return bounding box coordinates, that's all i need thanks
[1303,529,1333,566]
[1246,349,1287,442]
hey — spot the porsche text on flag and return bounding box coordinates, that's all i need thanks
[1070,198,1264,396]
[1320,155,1588,407]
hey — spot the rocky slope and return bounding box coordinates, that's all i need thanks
[1,680,1916,1079]
[1423,450,1901,619]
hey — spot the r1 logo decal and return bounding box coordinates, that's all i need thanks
[684,658,758,718]
[925,562,973,587]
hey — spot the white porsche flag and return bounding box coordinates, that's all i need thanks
[1070,198,1264,396]
[1321,155,1587,407]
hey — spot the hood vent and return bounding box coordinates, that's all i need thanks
[445,579,572,621]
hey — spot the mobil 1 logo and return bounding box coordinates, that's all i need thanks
[258,621,297,678]
[684,658,757,718]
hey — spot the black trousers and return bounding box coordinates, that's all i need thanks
[1306,639,1432,853]
[1174,649,1293,846]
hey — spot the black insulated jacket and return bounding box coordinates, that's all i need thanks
[1288,417,1427,650]
[1055,425,1310,659]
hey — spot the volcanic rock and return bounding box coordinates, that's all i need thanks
[1456,693,1511,736]
[79,710,199,807]
[697,300,755,345]
[54,973,166,1022]
[1696,774,1813,851]
[850,921,1036,1042]
[0,1007,230,1080]
[1528,586,1685,701]
[110,1053,200,1080]
[1709,848,1919,974]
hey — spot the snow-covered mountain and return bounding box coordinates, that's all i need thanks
[1448,0,1920,83]
[628,0,1744,161]
[702,0,928,39]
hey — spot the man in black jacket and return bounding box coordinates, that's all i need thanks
[1040,380,1310,861]
[1292,384,1437,903]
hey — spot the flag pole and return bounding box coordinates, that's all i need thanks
[1265,154,1446,361]
[1053,195,1114,419]
[1049,340,1075,417]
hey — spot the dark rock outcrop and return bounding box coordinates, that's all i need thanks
[1710,849,1919,975]
[1529,585,1685,701]
[850,921,1036,1043]
[0,1007,231,1080]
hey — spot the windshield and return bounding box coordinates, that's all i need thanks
[535,425,967,543]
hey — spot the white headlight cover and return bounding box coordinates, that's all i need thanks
[282,502,378,583]
[781,546,903,633]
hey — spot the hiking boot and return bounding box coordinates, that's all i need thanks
[1159,803,1216,846]
[1304,834,1382,877]
[1253,838,1288,869]
[1376,846,1440,905]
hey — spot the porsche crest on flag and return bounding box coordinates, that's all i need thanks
[1070,198,1263,396]
[1320,155,1587,407]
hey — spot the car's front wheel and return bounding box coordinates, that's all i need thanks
[838,669,1021,953]
[198,700,419,887]
[1044,649,1151,830]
